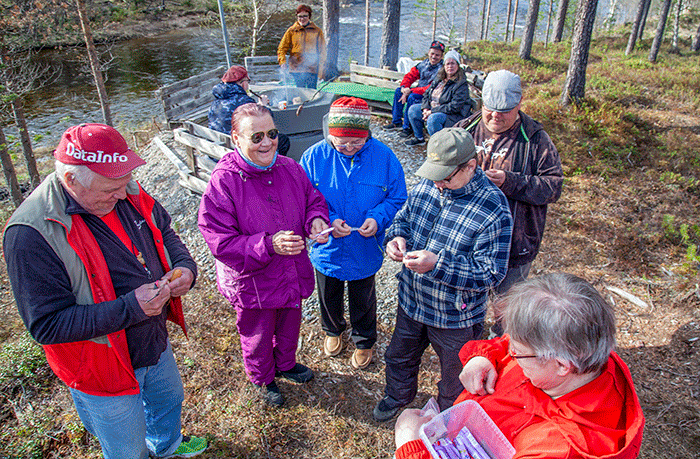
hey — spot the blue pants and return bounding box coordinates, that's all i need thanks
[383,306,483,411]
[391,88,423,130]
[426,112,448,135]
[291,72,318,89]
[69,341,184,459]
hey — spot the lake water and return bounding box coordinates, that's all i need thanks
[17,0,631,150]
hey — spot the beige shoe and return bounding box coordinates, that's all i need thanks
[351,348,373,369]
[323,335,343,357]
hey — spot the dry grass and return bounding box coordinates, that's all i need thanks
[1,34,700,458]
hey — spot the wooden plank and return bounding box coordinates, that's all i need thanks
[350,73,400,90]
[245,55,278,65]
[178,175,209,195]
[173,128,229,161]
[183,121,232,147]
[350,63,403,81]
[152,136,191,177]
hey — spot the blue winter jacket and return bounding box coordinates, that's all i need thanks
[300,136,407,281]
[208,82,255,134]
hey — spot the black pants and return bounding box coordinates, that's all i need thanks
[383,305,483,411]
[315,270,377,349]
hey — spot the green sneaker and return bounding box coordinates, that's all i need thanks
[164,435,208,458]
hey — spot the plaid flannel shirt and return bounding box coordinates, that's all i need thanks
[386,167,512,329]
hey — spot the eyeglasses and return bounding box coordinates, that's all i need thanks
[334,140,365,151]
[297,14,309,18]
[435,166,463,184]
[508,349,539,360]
[249,129,279,144]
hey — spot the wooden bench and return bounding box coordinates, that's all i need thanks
[155,66,226,128]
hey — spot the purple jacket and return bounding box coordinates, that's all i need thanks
[198,150,329,309]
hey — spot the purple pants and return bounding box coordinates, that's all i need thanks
[235,307,302,386]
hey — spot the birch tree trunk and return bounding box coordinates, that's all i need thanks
[484,0,493,40]
[560,0,599,105]
[11,98,40,189]
[626,0,647,54]
[505,0,513,41]
[648,0,673,63]
[75,0,112,126]
[432,0,438,42]
[379,0,400,70]
[512,0,520,41]
[464,0,472,45]
[0,126,23,207]
[519,0,541,60]
[323,0,340,79]
[672,0,681,50]
[553,0,569,42]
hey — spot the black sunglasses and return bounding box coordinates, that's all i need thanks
[249,129,279,144]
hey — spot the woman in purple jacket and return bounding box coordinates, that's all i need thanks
[198,103,330,407]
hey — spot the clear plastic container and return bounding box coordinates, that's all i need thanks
[419,400,515,459]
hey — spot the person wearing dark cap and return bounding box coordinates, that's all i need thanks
[456,70,563,335]
[3,124,208,458]
[383,41,445,137]
[373,127,512,422]
[208,64,290,156]
[300,97,407,370]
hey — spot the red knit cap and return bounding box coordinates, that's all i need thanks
[327,96,370,138]
[222,65,248,83]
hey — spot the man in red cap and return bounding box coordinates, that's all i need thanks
[3,124,208,458]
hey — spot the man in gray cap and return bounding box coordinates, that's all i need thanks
[457,70,563,334]
[373,128,512,422]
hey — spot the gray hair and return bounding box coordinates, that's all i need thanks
[55,161,97,188]
[498,273,616,374]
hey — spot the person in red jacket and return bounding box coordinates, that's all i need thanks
[382,41,445,137]
[3,124,207,459]
[394,273,645,459]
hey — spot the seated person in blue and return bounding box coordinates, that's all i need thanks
[208,65,290,156]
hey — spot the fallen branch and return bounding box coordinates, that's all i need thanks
[606,286,649,310]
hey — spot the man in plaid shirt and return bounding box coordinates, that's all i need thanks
[373,128,512,422]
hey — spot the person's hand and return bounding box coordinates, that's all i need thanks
[403,250,438,273]
[459,356,498,396]
[386,237,407,261]
[272,230,304,255]
[399,87,411,104]
[165,267,194,297]
[258,94,270,106]
[135,280,172,316]
[422,109,431,120]
[395,409,434,449]
[357,218,377,237]
[309,218,330,244]
[331,218,352,239]
[485,169,506,187]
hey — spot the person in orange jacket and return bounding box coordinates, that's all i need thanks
[394,273,645,459]
[277,4,326,89]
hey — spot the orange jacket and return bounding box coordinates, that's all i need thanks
[277,21,326,77]
[397,336,644,459]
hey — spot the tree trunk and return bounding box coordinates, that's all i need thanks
[672,0,681,50]
[464,0,472,45]
[693,21,700,52]
[545,0,554,45]
[626,0,646,54]
[11,98,40,190]
[484,0,493,40]
[512,0,520,41]
[505,0,513,42]
[560,0,599,105]
[75,0,112,126]
[0,126,23,207]
[379,0,400,70]
[480,0,488,39]
[519,0,541,60]
[648,0,673,63]
[604,0,619,30]
[553,0,569,42]
[322,0,340,79]
[432,0,438,42]
[364,0,370,65]
[638,0,651,40]
[251,0,260,57]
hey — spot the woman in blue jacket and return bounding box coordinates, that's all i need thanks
[300,97,407,369]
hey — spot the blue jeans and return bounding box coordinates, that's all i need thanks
[291,72,317,89]
[407,104,425,140]
[426,112,448,135]
[69,341,185,459]
[391,89,423,130]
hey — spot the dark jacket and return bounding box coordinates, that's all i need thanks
[208,82,255,134]
[400,59,443,96]
[458,111,563,268]
[421,76,474,127]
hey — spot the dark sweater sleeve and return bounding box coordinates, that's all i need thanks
[3,225,149,345]
[151,199,198,287]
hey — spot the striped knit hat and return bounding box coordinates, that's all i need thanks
[327,96,371,137]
